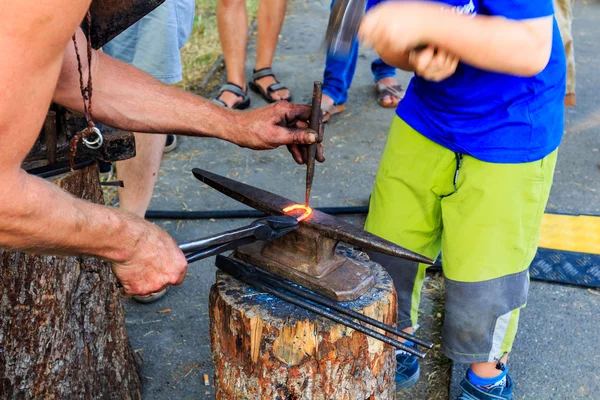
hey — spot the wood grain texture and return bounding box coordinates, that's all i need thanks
[210,248,397,400]
[0,165,142,399]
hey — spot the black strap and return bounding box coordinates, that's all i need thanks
[252,67,275,81]
[267,82,286,94]
[218,82,247,98]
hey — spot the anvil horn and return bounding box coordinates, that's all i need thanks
[192,168,433,265]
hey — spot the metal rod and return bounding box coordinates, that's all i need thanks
[253,268,434,349]
[305,81,322,206]
[244,274,426,358]
[215,256,427,358]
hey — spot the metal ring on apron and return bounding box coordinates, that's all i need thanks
[82,127,104,149]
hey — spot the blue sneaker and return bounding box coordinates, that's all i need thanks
[395,342,420,392]
[458,372,513,400]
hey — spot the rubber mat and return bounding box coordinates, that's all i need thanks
[530,248,600,288]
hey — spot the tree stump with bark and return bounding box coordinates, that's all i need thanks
[0,165,142,399]
[209,248,398,400]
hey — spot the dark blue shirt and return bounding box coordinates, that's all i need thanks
[396,0,566,163]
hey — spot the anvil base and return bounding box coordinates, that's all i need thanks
[235,242,375,302]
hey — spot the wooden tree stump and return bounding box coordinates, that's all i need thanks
[0,165,142,399]
[209,248,398,400]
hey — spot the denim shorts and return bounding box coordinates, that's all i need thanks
[102,0,195,84]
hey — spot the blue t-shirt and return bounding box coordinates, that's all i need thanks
[396,0,566,163]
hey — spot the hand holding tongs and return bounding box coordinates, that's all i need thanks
[179,215,298,264]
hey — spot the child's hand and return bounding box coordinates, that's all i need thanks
[358,3,429,57]
[409,46,459,82]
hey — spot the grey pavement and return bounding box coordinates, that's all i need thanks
[124,0,600,399]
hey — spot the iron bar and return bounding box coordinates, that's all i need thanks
[251,266,434,349]
[215,255,428,358]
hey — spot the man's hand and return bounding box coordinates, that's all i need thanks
[232,101,325,165]
[409,46,459,82]
[286,118,325,165]
[232,101,315,149]
[111,220,188,296]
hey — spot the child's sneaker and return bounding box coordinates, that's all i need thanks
[457,371,513,400]
[395,342,420,392]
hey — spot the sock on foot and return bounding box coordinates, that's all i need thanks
[467,367,508,391]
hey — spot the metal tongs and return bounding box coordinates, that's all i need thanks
[179,215,299,263]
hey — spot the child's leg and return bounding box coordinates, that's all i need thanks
[439,150,558,375]
[365,117,459,329]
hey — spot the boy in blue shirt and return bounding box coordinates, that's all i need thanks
[358,1,565,399]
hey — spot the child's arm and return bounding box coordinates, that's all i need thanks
[359,1,553,77]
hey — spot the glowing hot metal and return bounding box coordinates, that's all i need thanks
[283,204,313,222]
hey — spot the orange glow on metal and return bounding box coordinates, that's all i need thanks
[283,204,313,222]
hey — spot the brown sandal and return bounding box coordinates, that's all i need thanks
[376,82,404,108]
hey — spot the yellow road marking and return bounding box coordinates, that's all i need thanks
[540,213,600,255]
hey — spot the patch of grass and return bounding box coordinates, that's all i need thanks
[179,0,259,93]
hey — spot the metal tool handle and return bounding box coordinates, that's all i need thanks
[185,237,256,264]
[180,216,298,263]
[179,224,258,254]
[324,0,367,58]
[305,81,322,206]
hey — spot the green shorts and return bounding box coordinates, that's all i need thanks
[365,117,557,363]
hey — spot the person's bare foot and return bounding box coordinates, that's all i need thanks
[218,86,246,108]
[376,77,403,108]
[255,75,290,101]
[321,93,335,114]
[321,93,346,122]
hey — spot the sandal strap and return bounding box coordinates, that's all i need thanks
[267,82,287,94]
[219,82,247,98]
[377,83,404,99]
[252,67,275,81]
[212,98,228,107]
